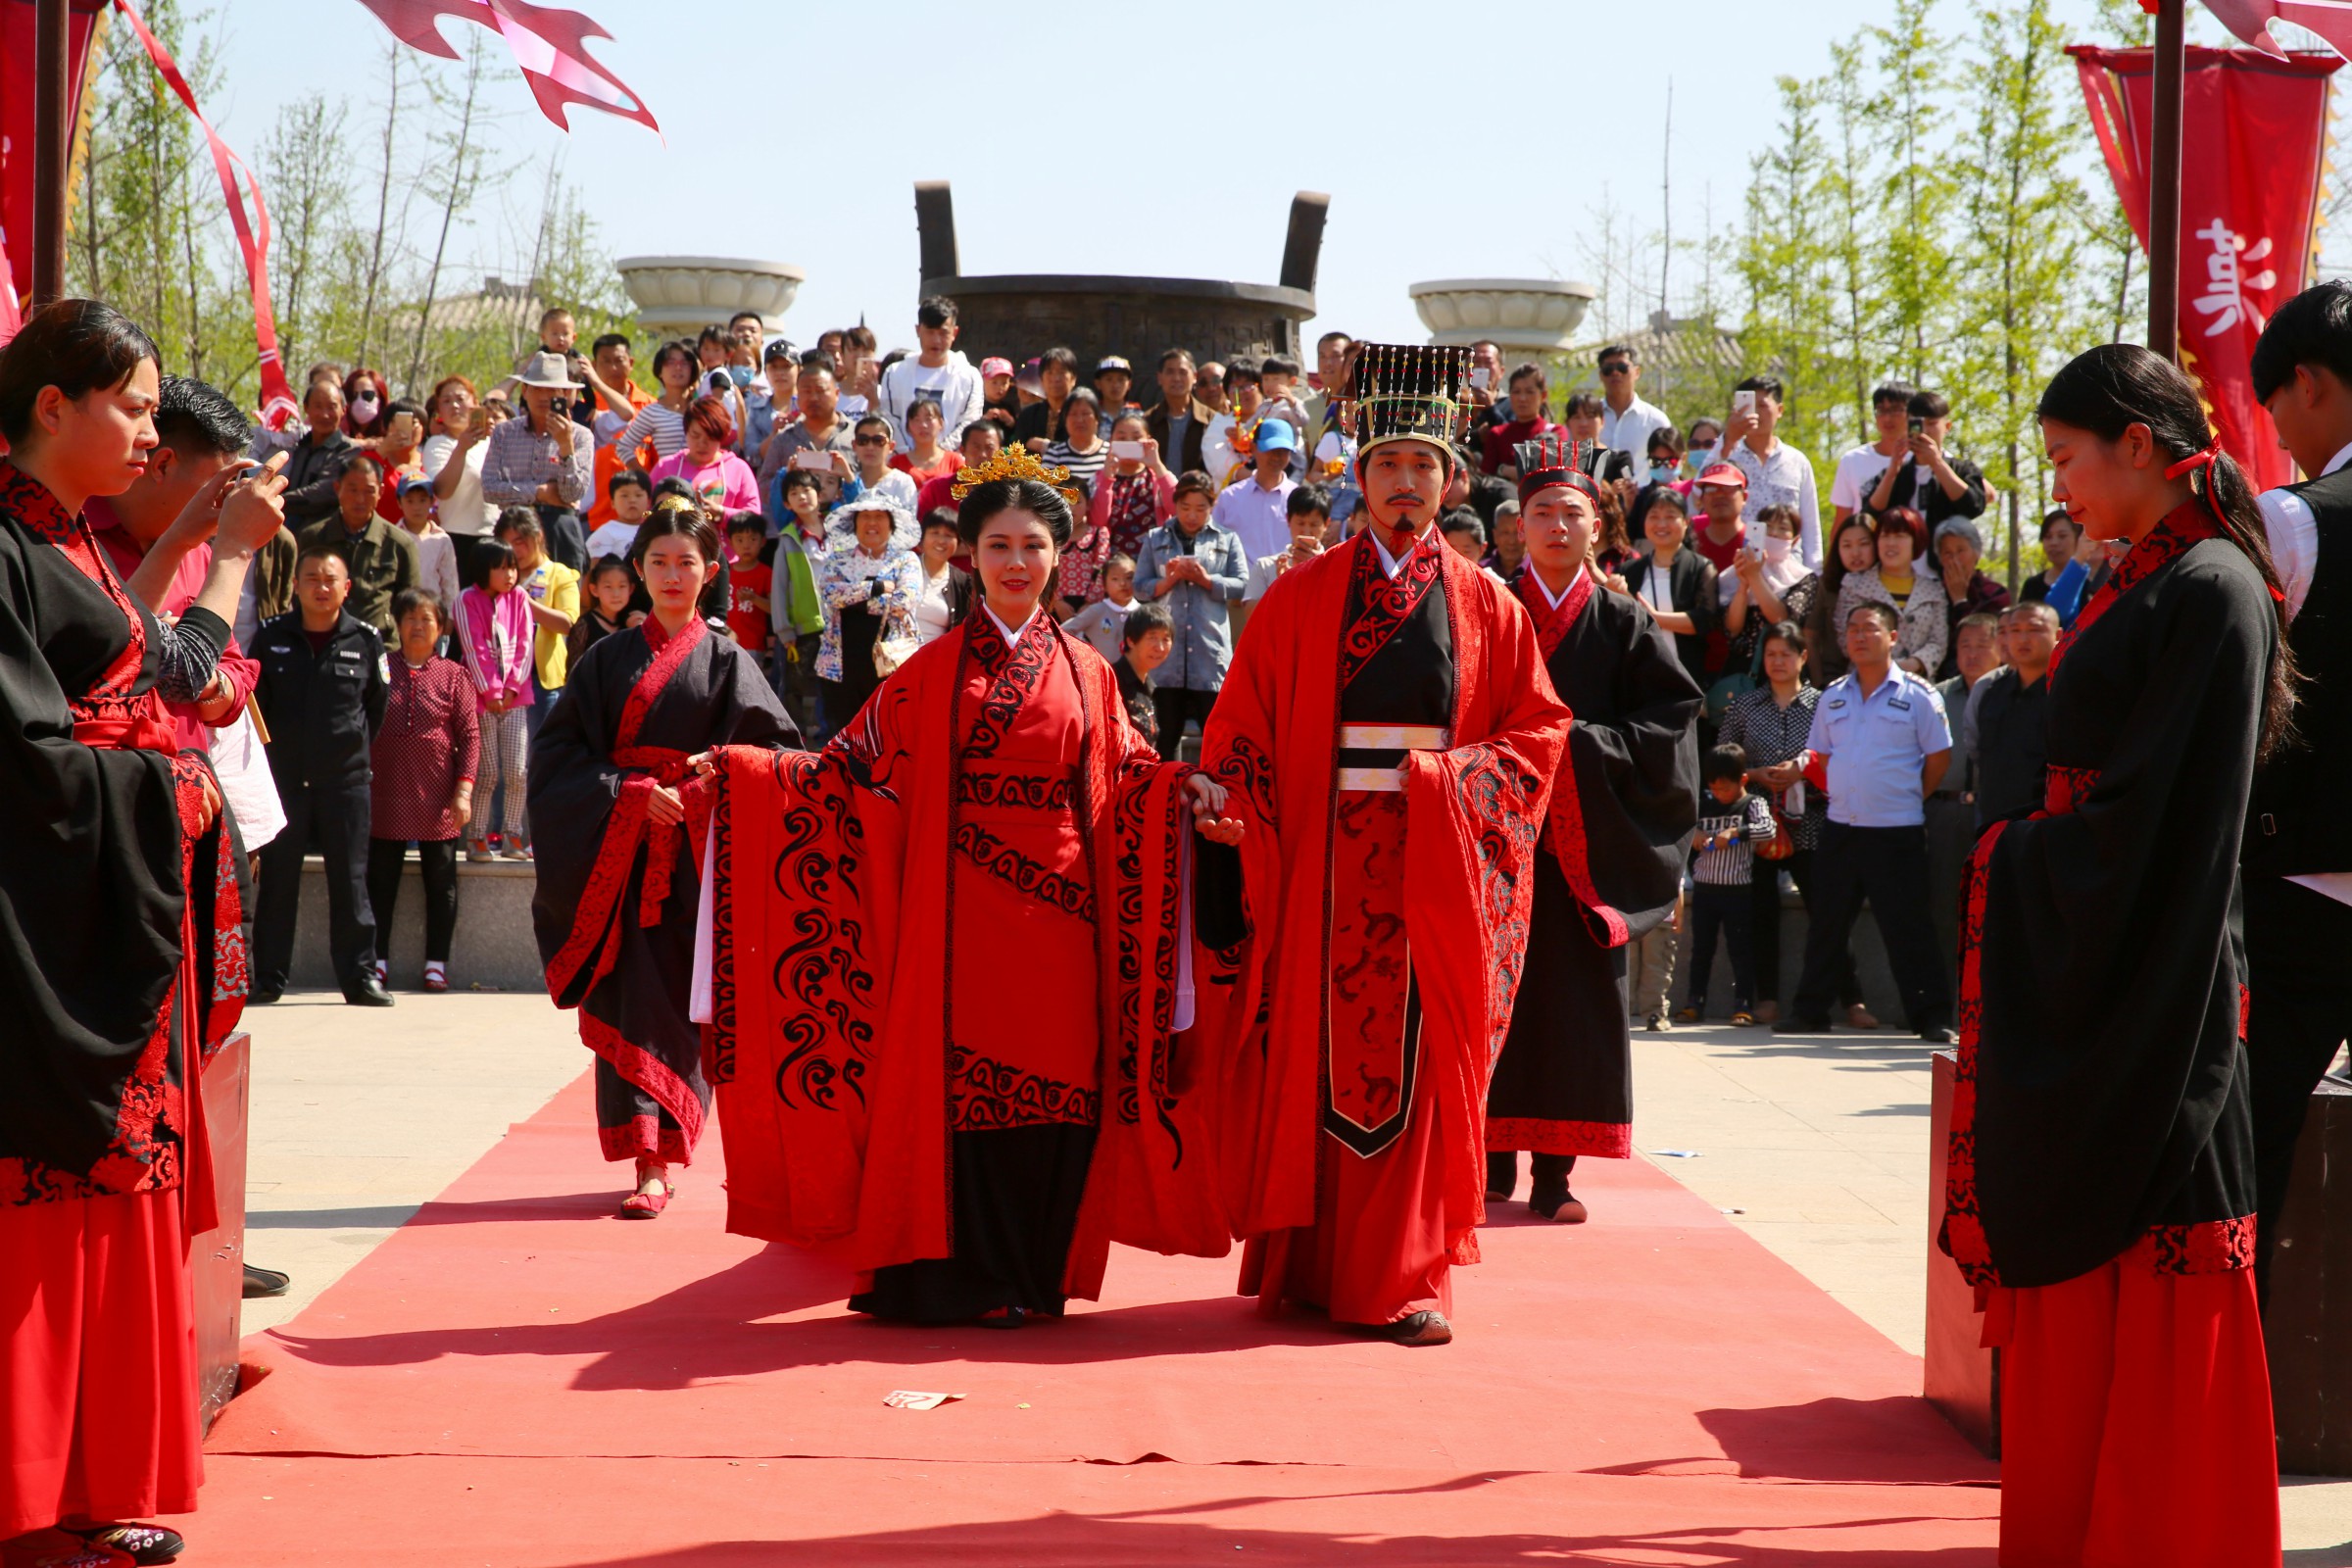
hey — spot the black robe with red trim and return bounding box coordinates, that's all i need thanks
[0,462,246,1210]
[1945,509,2271,1289]
[1488,570,1700,1156]
[529,616,796,1164]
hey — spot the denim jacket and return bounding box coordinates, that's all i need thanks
[1132,519,1249,692]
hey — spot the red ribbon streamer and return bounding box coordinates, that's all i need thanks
[110,0,299,430]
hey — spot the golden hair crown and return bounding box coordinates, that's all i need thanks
[950,445,1084,510]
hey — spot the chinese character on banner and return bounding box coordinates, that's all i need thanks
[2070,43,2337,491]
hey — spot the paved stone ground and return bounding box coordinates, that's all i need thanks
[233,992,2352,1558]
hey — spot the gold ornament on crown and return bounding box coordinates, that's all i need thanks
[950,445,1086,511]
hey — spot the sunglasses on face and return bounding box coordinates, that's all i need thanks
[854,435,889,446]
[1600,363,1632,376]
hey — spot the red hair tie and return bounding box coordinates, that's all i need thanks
[2164,437,2224,480]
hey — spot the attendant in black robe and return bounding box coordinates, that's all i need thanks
[0,301,289,1565]
[1487,437,1700,1222]
[530,498,795,1218]
[1943,346,2289,1568]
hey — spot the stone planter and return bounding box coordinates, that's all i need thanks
[1407,277,1596,353]
[615,255,806,333]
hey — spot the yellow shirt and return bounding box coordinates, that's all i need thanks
[520,559,580,689]
[1882,568,1914,608]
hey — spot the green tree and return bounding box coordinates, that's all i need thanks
[1955,0,2089,590]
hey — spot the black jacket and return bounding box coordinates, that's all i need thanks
[280,430,359,529]
[252,611,388,787]
[1618,547,1718,690]
[2248,465,2352,876]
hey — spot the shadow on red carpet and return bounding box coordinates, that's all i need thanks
[181,1072,1996,1562]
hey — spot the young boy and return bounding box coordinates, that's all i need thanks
[1245,484,1330,604]
[767,468,831,738]
[1064,553,1142,662]
[1441,509,1487,567]
[726,514,773,658]
[1256,354,1312,480]
[1114,603,1176,749]
[584,468,653,563]
[839,414,918,513]
[1680,744,1778,1026]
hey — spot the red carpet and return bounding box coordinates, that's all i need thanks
[181,1073,1997,1564]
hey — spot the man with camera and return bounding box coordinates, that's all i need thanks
[1866,390,1987,530]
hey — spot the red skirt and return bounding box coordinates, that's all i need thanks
[1988,1233,2278,1567]
[0,1191,201,1539]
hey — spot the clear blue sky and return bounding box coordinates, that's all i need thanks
[190,0,2178,352]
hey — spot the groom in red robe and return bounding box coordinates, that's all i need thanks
[1198,343,1572,1345]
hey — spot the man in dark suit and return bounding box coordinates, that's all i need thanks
[2247,281,2352,1297]
[1142,347,1214,475]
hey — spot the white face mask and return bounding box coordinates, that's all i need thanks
[1761,535,1792,564]
[350,392,381,423]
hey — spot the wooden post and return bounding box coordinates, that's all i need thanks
[2147,0,2186,360]
[30,0,71,309]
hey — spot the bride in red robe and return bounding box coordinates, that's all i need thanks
[695,451,1241,1325]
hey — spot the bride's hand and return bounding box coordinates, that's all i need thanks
[1186,773,1243,844]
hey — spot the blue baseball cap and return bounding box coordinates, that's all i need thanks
[1256,417,1298,454]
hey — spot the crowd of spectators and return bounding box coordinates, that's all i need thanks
[241,300,2061,1035]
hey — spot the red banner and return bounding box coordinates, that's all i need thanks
[2071,44,2336,490]
[109,0,297,428]
[0,0,106,341]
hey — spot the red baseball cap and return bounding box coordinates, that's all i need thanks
[980,357,1014,378]
[1694,462,1748,488]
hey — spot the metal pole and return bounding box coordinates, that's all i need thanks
[2147,0,2185,360]
[29,0,71,310]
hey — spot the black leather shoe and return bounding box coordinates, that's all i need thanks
[1771,1014,1832,1034]
[1919,1025,1955,1045]
[346,975,396,1006]
[242,1263,290,1298]
[249,988,282,1005]
[1353,1310,1451,1346]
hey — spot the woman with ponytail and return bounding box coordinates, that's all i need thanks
[1944,343,2290,1566]
[528,496,797,1217]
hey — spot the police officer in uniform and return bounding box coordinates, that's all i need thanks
[1773,600,1956,1041]
[251,542,393,1005]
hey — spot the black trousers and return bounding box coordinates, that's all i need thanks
[256,773,378,996]
[367,837,460,966]
[1152,685,1218,761]
[2244,876,2352,1299]
[1790,821,1950,1033]
[1750,847,1863,1008]
[1684,880,1756,1013]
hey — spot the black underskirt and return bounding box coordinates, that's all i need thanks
[851,1123,1098,1323]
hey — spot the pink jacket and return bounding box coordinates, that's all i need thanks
[459,584,534,710]
[648,449,762,514]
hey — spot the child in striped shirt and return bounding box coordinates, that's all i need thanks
[1679,744,1778,1026]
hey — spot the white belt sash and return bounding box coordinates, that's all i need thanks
[1336,723,1452,793]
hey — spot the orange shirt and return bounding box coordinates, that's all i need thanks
[589,378,657,528]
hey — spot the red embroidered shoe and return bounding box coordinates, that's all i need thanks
[618,1179,673,1219]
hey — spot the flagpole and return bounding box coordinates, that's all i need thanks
[2148,0,2185,360]
[30,0,69,309]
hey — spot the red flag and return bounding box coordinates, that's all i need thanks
[0,0,104,338]
[2201,0,2352,62]
[2070,44,2336,491]
[350,0,659,135]
[110,0,300,430]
